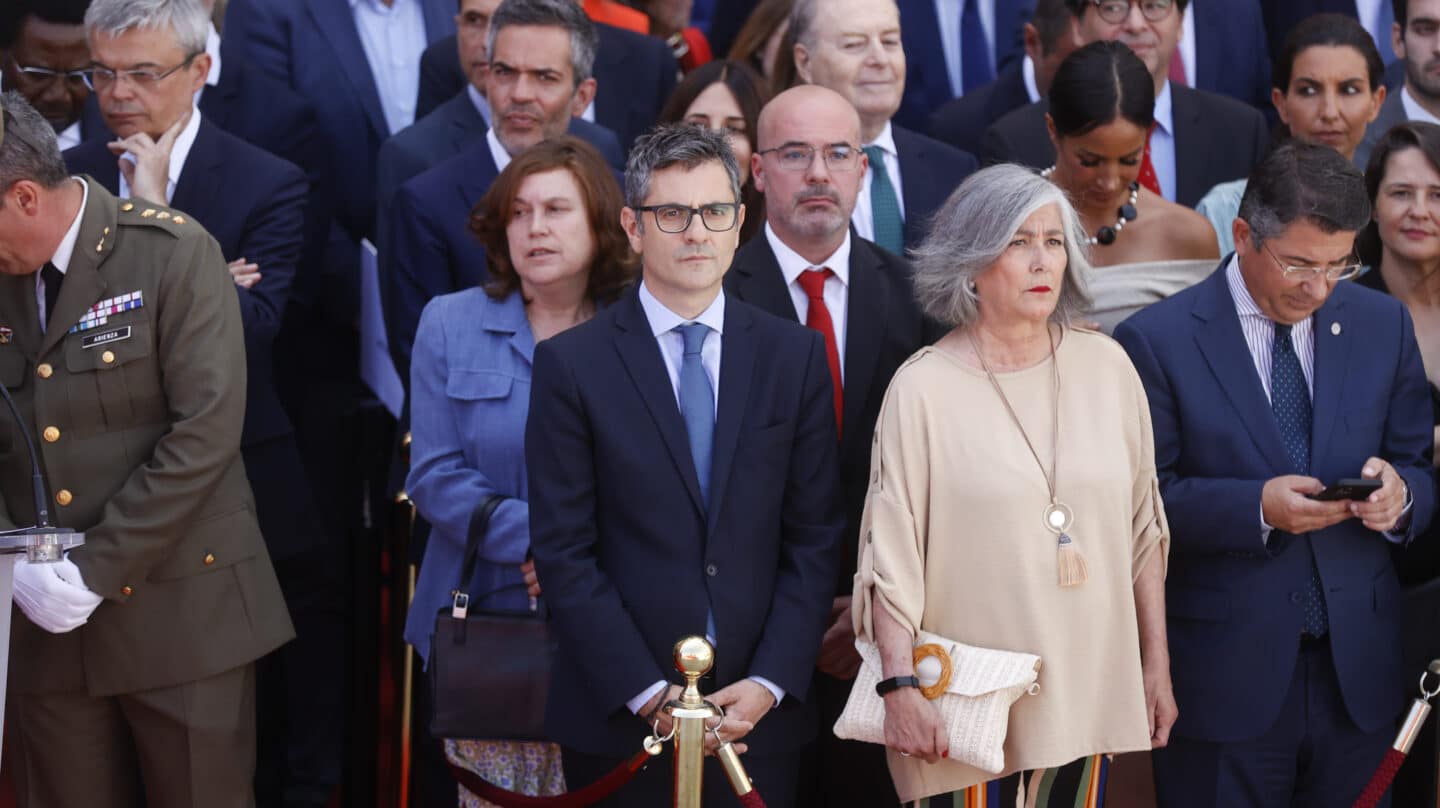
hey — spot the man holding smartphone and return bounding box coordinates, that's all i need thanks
[1114,141,1436,808]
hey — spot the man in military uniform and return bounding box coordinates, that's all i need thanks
[0,91,293,808]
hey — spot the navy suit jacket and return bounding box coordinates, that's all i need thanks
[980,86,1270,207]
[1194,0,1272,111]
[526,288,844,756]
[415,24,679,151]
[893,125,979,250]
[1261,0,1359,66]
[724,233,944,589]
[1113,264,1435,742]
[927,58,1031,156]
[896,0,1035,130]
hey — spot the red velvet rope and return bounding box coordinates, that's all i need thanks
[449,751,650,808]
[1351,748,1405,808]
[738,789,768,807]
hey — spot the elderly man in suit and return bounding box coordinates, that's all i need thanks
[528,123,843,808]
[0,0,94,151]
[724,84,943,808]
[1115,141,1435,807]
[791,0,978,256]
[895,0,1036,130]
[1358,0,1440,165]
[0,90,294,808]
[982,0,1270,208]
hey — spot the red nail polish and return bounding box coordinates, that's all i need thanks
[942,750,948,758]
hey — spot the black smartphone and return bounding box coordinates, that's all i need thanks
[1307,478,1383,501]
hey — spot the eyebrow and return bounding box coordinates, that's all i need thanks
[1014,228,1066,238]
[490,60,563,77]
[1077,147,1144,159]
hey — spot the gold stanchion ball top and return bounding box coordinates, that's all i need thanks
[674,636,715,678]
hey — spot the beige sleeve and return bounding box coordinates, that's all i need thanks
[1129,363,1170,583]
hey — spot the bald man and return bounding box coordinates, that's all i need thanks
[723,85,945,808]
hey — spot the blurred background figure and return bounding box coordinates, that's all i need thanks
[726,0,794,92]
[1356,0,1440,165]
[0,0,95,150]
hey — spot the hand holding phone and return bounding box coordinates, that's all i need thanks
[1306,478,1383,502]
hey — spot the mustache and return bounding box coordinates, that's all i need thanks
[500,102,543,118]
[793,184,841,207]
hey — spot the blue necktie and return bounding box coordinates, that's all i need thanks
[1271,323,1328,637]
[677,323,714,506]
[861,145,905,255]
[960,0,994,92]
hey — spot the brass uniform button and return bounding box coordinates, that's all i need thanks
[36,363,52,379]
[55,489,72,506]
[172,216,186,225]
[120,202,134,212]
[141,209,156,218]
[102,350,116,364]
[203,553,216,566]
[42,427,59,443]
[120,585,133,597]
[156,212,171,221]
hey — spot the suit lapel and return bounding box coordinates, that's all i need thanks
[1170,86,1204,205]
[169,121,223,219]
[730,239,799,323]
[1191,267,1292,473]
[893,127,926,250]
[1309,292,1350,466]
[420,0,454,42]
[42,182,117,356]
[613,292,706,517]
[307,0,389,138]
[448,94,486,152]
[706,301,755,537]
[840,241,887,460]
[458,145,500,211]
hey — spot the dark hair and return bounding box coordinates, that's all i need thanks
[727,0,793,79]
[1273,13,1384,94]
[625,122,743,211]
[1064,0,1190,19]
[471,136,637,303]
[1397,0,1412,31]
[1358,122,1440,265]
[1048,40,1153,138]
[1034,0,1073,54]
[0,0,90,49]
[1237,139,1370,247]
[657,60,769,242]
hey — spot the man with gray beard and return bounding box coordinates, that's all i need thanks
[1358,0,1440,165]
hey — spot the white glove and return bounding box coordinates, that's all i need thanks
[12,555,104,634]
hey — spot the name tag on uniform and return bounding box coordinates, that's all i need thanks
[69,290,144,334]
[81,326,131,350]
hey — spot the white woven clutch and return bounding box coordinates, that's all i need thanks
[833,631,1041,774]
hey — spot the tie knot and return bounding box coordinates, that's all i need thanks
[861,145,884,164]
[798,268,832,299]
[1274,322,1293,344]
[41,262,61,283]
[677,322,709,356]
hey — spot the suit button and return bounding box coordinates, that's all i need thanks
[1289,592,1302,605]
[42,427,59,443]
[54,489,72,506]
[120,585,133,597]
[36,363,52,379]
[203,553,216,566]
[101,350,116,365]
[706,563,718,577]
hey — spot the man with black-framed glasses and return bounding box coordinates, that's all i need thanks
[0,0,95,151]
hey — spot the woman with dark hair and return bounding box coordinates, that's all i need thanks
[658,59,769,242]
[1197,13,1386,254]
[726,0,794,87]
[1041,40,1218,331]
[402,136,637,806]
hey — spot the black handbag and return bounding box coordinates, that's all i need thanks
[428,494,554,741]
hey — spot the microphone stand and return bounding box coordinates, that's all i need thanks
[0,380,83,562]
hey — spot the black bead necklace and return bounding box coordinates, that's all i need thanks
[1039,166,1139,246]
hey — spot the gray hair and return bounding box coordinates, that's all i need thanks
[0,91,69,197]
[624,123,742,212]
[84,0,209,55]
[790,0,899,49]
[486,0,598,85]
[1238,140,1370,247]
[911,164,1093,328]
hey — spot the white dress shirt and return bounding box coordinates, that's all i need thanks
[1355,0,1388,48]
[56,122,82,152]
[467,83,492,126]
[934,0,996,97]
[117,106,203,203]
[626,281,785,713]
[486,127,512,173]
[852,122,907,242]
[1149,80,1178,203]
[349,0,427,135]
[766,223,850,382]
[1403,86,1440,125]
[1021,54,1040,104]
[36,178,89,333]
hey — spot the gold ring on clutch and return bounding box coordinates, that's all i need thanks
[912,643,953,700]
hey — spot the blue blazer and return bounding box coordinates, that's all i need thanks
[223,0,455,244]
[1194,0,1272,111]
[927,57,1030,158]
[403,289,537,664]
[893,124,979,250]
[527,289,844,756]
[1113,264,1436,742]
[896,0,1035,130]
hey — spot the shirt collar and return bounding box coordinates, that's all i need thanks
[49,177,90,276]
[1021,54,1040,104]
[1153,80,1174,136]
[864,120,897,156]
[205,23,221,87]
[467,84,492,126]
[486,127,512,173]
[1403,86,1440,126]
[119,108,203,195]
[1225,252,1315,335]
[638,280,726,338]
[764,222,851,288]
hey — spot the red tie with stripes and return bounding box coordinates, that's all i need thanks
[798,268,843,436]
[1137,122,1162,197]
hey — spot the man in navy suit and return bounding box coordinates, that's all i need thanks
[792,0,978,255]
[895,0,1036,130]
[1183,0,1272,111]
[1114,142,1435,807]
[64,1,342,803]
[0,0,95,151]
[982,0,1270,207]
[725,85,943,808]
[529,122,842,808]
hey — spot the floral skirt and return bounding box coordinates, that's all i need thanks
[445,739,567,808]
[908,754,1109,808]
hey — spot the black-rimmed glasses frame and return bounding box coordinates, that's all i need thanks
[1088,0,1175,24]
[634,203,741,234]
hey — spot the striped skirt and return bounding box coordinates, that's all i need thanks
[908,754,1109,808]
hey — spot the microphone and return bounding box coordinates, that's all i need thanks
[0,380,81,562]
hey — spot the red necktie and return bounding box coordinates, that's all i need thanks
[1137,122,1162,197]
[798,268,843,436]
[1168,47,1187,86]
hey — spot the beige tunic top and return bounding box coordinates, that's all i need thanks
[852,328,1170,802]
[1085,259,1217,334]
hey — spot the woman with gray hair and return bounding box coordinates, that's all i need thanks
[851,163,1175,807]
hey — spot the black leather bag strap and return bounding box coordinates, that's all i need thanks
[455,494,509,598]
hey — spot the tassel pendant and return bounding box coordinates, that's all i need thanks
[1056,532,1088,587]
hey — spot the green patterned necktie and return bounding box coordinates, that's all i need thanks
[862,145,905,254]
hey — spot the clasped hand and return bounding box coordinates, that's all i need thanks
[1262,457,1407,535]
[12,555,103,633]
[640,679,773,755]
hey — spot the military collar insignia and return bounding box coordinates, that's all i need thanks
[0,327,11,344]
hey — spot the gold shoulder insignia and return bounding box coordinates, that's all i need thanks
[156,211,171,221]
[172,216,186,225]
[141,209,156,218]
[120,202,134,212]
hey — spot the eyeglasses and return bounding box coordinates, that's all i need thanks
[1262,242,1363,282]
[81,52,202,92]
[7,58,89,90]
[756,143,863,173]
[1087,0,1176,24]
[634,203,740,234]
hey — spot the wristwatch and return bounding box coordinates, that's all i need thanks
[875,675,921,696]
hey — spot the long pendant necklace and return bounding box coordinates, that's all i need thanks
[969,326,1089,587]
[1040,166,1139,246]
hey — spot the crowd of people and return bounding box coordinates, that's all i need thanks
[0,0,1439,807]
